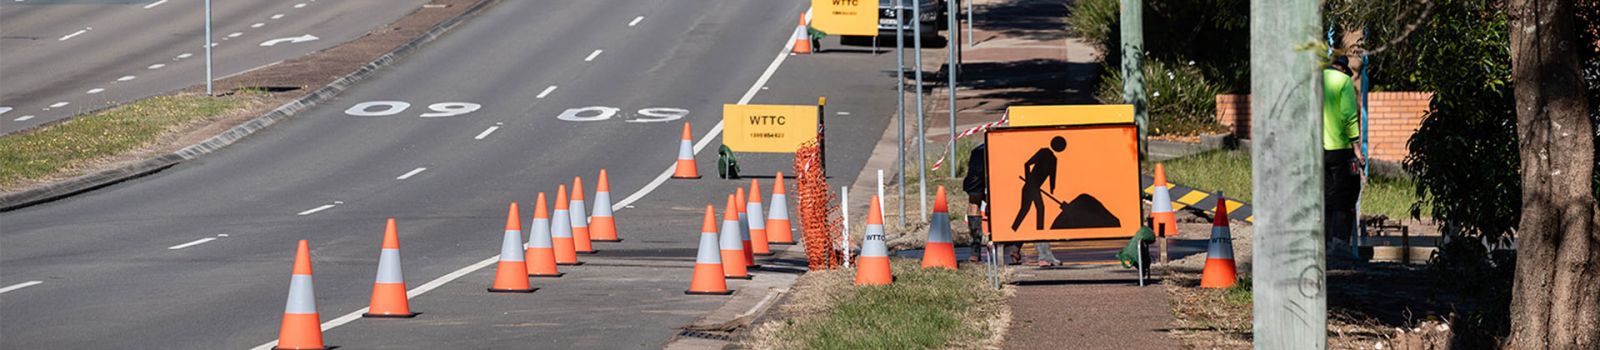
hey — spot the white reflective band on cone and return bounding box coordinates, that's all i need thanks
[499,230,525,262]
[284,275,317,314]
[374,249,405,284]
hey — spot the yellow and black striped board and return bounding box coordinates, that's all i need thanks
[1140,175,1254,223]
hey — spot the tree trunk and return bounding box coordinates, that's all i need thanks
[1507,0,1600,348]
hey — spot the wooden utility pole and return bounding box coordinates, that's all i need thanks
[1119,0,1146,159]
[1249,0,1327,347]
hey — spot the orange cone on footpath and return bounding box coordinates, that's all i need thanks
[922,187,958,269]
[856,196,893,286]
[570,176,597,254]
[735,188,760,268]
[791,13,812,54]
[747,179,772,256]
[1150,163,1179,237]
[672,122,701,179]
[273,240,327,350]
[1200,194,1238,289]
[525,193,564,277]
[551,185,582,266]
[766,172,796,245]
[687,205,734,295]
[589,169,622,242]
[363,218,418,318]
[489,202,535,293]
[719,195,752,279]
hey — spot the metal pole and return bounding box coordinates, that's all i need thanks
[895,0,908,228]
[841,186,851,269]
[947,0,958,178]
[1118,0,1146,160]
[1250,0,1326,346]
[204,0,214,95]
[914,2,927,220]
[965,0,973,48]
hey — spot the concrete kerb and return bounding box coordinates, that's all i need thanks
[0,0,500,212]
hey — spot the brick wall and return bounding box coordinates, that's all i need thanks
[1213,92,1434,163]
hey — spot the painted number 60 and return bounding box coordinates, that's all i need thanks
[345,101,481,118]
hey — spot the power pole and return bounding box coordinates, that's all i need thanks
[1118,0,1146,159]
[1249,0,1326,348]
[947,0,958,178]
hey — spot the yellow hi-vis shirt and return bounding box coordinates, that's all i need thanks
[1323,69,1361,151]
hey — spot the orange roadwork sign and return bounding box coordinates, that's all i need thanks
[810,0,878,36]
[984,124,1140,243]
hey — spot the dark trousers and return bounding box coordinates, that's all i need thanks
[1323,149,1361,243]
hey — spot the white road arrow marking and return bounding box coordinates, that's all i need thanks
[258,34,319,47]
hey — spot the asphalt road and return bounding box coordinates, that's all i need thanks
[1,0,906,348]
[0,0,430,134]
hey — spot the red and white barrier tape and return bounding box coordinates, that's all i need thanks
[931,112,1007,171]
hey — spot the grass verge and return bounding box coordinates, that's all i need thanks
[1148,149,1426,219]
[748,259,1008,349]
[0,93,250,190]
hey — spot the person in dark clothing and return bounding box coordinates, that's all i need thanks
[964,143,1021,264]
[1011,136,1066,231]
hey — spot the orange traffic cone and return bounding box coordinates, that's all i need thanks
[747,179,772,256]
[551,185,582,266]
[525,193,564,277]
[766,172,796,245]
[364,218,418,318]
[856,196,893,285]
[719,195,752,279]
[274,240,327,350]
[489,202,535,293]
[672,122,701,179]
[570,176,597,254]
[736,188,760,268]
[1150,163,1178,237]
[589,169,622,242]
[687,204,734,295]
[922,187,958,269]
[791,13,812,54]
[1200,195,1238,288]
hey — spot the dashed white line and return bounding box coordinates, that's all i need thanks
[58,28,90,41]
[177,53,193,59]
[168,237,217,250]
[48,102,69,108]
[251,23,265,28]
[228,32,243,38]
[147,63,165,70]
[270,13,285,20]
[14,115,35,122]
[293,3,306,8]
[86,88,105,94]
[473,126,500,140]
[585,49,603,62]
[837,111,851,115]
[296,204,336,216]
[536,85,557,99]
[396,167,427,180]
[0,281,43,294]
[117,75,136,82]
[0,107,11,115]
[628,16,644,26]
[143,0,168,9]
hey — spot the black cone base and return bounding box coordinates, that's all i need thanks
[487,287,538,293]
[576,250,599,255]
[685,289,735,295]
[754,252,775,256]
[362,312,420,318]
[557,261,585,266]
[726,275,753,280]
[673,175,703,179]
[769,242,796,245]
[592,238,623,242]
[530,273,565,278]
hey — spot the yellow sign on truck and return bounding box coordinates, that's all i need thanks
[722,104,819,153]
[811,0,878,36]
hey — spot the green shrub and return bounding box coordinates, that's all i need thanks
[1097,59,1227,136]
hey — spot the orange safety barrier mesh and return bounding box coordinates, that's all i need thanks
[793,140,842,270]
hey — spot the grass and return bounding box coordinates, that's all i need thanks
[753,259,1007,350]
[0,94,244,189]
[1222,276,1252,306]
[1147,149,1426,219]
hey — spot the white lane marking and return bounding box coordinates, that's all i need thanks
[147,63,165,70]
[251,10,806,348]
[48,102,69,108]
[58,28,90,41]
[0,281,43,294]
[143,0,168,9]
[270,13,285,20]
[117,75,136,82]
[293,3,306,8]
[396,167,427,180]
[296,204,336,216]
[177,53,193,59]
[228,32,243,38]
[628,16,644,26]
[86,88,105,94]
[251,22,265,28]
[473,126,499,140]
[167,237,217,250]
[14,115,35,121]
[0,107,11,115]
[837,111,850,115]
[585,49,603,62]
[536,85,557,99]
[259,34,318,47]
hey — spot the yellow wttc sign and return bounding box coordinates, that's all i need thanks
[811,0,878,36]
[723,104,819,153]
